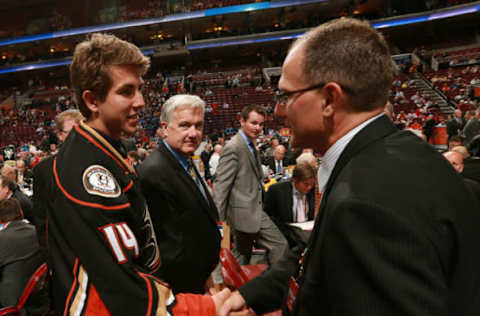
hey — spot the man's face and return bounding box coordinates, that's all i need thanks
[275,43,328,153]
[274,145,286,161]
[240,111,265,140]
[163,106,204,156]
[93,64,145,139]
[293,177,315,194]
[1,166,16,181]
[57,118,77,142]
[0,180,10,201]
[443,152,464,173]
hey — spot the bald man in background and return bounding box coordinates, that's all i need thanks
[443,150,480,200]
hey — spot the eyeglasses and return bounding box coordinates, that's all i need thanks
[274,82,355,106]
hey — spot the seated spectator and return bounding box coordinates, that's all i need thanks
[448,135,463,150]
[209,143,223,178]
[266,144,288,175]
[0,198,45,313]
[264,163,316,249]
[443,151,480,199]
[0,175,33,223]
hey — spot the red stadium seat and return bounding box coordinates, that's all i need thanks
[0,263,49,316]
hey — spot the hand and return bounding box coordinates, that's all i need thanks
[219,290,253,316]
[212,288,231,315]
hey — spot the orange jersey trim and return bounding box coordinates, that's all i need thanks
[84,284,111,316]
[123,180,134,193]
[53,158,131,211]
[138,272,153,316]
[63,258,79,316]
[75,125,128,172]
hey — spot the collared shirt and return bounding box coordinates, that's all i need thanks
[239,129,256,157]
[163,139,208,200]
[163,139,189,172]
[291,182,307,222]
[317,113,385,192]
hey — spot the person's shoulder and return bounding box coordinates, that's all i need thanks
[268,180,290,192]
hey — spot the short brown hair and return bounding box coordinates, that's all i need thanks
[299,18,395,111]
[70,33,150,119]
[55,109,84,132]
[240,105,266,121]
[0,198,23,222]
[292,163,316,181]
[0,175,17,192]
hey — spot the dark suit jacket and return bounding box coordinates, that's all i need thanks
[12,189,34,225]
[0,220,43,308]
[266,158,289,175]
[265,181,314,248]
[446,117,464,138]
[32,155,55,261]
[138,142,221,294]
[462,156,480,183]
[239,115,480,316]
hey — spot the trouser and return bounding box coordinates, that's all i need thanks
[232,211,288,265]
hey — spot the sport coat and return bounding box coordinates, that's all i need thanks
[0,220,43,308]
[446,117,464,138]
[138,141,221,294]
[213,132,264,233]
[239,115,480,316]
[265,181,314,248]
[266,158,289,175]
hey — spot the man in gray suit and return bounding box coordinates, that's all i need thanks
[213,105,287,265]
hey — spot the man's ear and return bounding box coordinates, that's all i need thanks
[82,90,99,116]
[161,121,168,137]
[322,82,344,117]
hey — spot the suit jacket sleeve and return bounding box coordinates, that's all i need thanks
[264,185,290,240]
[238,249,300,314]
[213,144,238,221]
[320,197,450,315]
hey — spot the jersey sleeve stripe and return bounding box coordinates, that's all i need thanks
[138,272,154,316]
[63,258,79,316]
[123,180,134,193]
[70,265,89,316]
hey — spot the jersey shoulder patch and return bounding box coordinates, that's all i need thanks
[82,165,121,198]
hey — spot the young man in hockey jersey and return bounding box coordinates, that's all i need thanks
[35,33,229,316]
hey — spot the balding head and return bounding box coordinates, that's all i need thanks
[214,144,223,154]
[451,146,470,159]
[274,145,286,161]
[454,109,462,118]
[443,151,464,173]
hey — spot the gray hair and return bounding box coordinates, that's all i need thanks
[160,94,205,124]
[296,152,318,170]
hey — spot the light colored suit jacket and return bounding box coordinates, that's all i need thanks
[213,132,264,233]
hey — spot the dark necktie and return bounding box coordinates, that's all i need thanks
[249,142,260,170]
[188,159,208,202]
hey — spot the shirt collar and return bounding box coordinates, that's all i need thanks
[291,181,300,196]
[239,129,254,146]
[318,113,385,191]
[163,139,190,171]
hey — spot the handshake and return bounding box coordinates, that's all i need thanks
[211,288,255,316]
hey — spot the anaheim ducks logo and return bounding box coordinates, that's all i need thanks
[82,165,121,198]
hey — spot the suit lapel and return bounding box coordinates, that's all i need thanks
[235,133,264,181]
[159,143,219,226]
[285,182,294,222]
[302,115,398,271]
